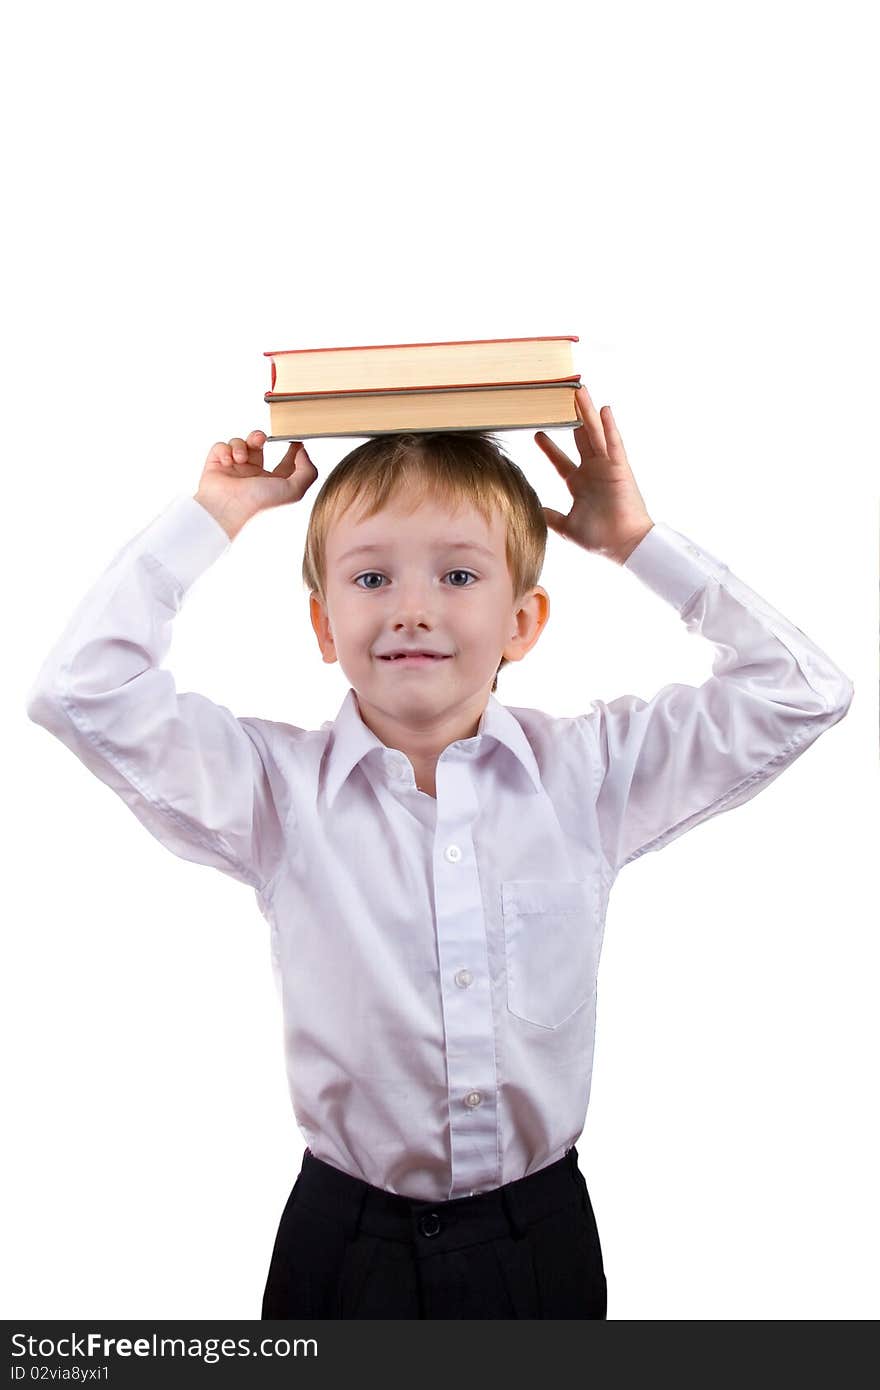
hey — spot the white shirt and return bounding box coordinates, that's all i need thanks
[25,496,853,1201]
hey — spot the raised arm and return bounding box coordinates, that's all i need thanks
[584,523,852,872]
[535,386,853,875]
[25,431,319,892]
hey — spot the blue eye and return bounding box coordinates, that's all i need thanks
[354,570,477,590]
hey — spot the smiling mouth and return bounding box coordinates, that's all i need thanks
[378,654,451,664]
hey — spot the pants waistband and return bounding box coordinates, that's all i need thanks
[294,1146,589,1254]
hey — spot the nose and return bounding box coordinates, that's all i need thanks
[391,579,436,628]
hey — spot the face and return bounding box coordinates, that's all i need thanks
[310,492,549,738]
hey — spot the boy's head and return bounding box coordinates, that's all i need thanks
[302,431,550,723]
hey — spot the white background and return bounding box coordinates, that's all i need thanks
[5,0,877,1321]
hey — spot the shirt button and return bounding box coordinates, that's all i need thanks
[464,1091,482,1108]
[444,844,462,863]
[454,969,473,988]
[389,759,408,779]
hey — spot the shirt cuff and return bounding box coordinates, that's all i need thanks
[622,522,728,611]
[139,495,231,592]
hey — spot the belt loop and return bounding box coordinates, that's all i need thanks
[345,1183,369,1242]
[500,1184,528,1241]
[568,1146,589,1214]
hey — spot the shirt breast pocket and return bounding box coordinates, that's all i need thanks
[501,879,599,1029]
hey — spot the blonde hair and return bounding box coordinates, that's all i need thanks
[302,431,548,693]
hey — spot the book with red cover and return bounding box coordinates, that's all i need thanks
[262,334,582,439]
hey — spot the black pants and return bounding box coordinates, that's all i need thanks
[261,1144,607,1319]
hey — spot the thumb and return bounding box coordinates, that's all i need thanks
[281,443,318,501]
[271,440,307,478]
[542,506,568,536]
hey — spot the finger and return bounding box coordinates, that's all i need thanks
[574,385,608,458]
[228,437,249,463]
[283,448,319,497]
[542,506,569,534]
[271,441,306,477]
[534,431,578,481]
[600,405,629,464]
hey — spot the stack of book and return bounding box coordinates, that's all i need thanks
[263,335,582,440]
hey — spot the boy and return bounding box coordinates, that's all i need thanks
[25,385,853,1318]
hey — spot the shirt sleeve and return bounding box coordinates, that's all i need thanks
[584,522,854,875]
[25,496,290,894]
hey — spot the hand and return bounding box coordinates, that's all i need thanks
[535,385,654,564]
[194,430,318,540]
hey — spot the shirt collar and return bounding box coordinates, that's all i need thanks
[323,687,543,808]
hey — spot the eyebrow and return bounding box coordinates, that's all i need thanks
[336,541,496,563]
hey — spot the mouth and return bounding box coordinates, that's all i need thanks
[377,654,451,665]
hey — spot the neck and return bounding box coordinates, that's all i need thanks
[353,687,489,780]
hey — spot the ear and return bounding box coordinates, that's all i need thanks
[309,592,337,665]
[503,585,550,664]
